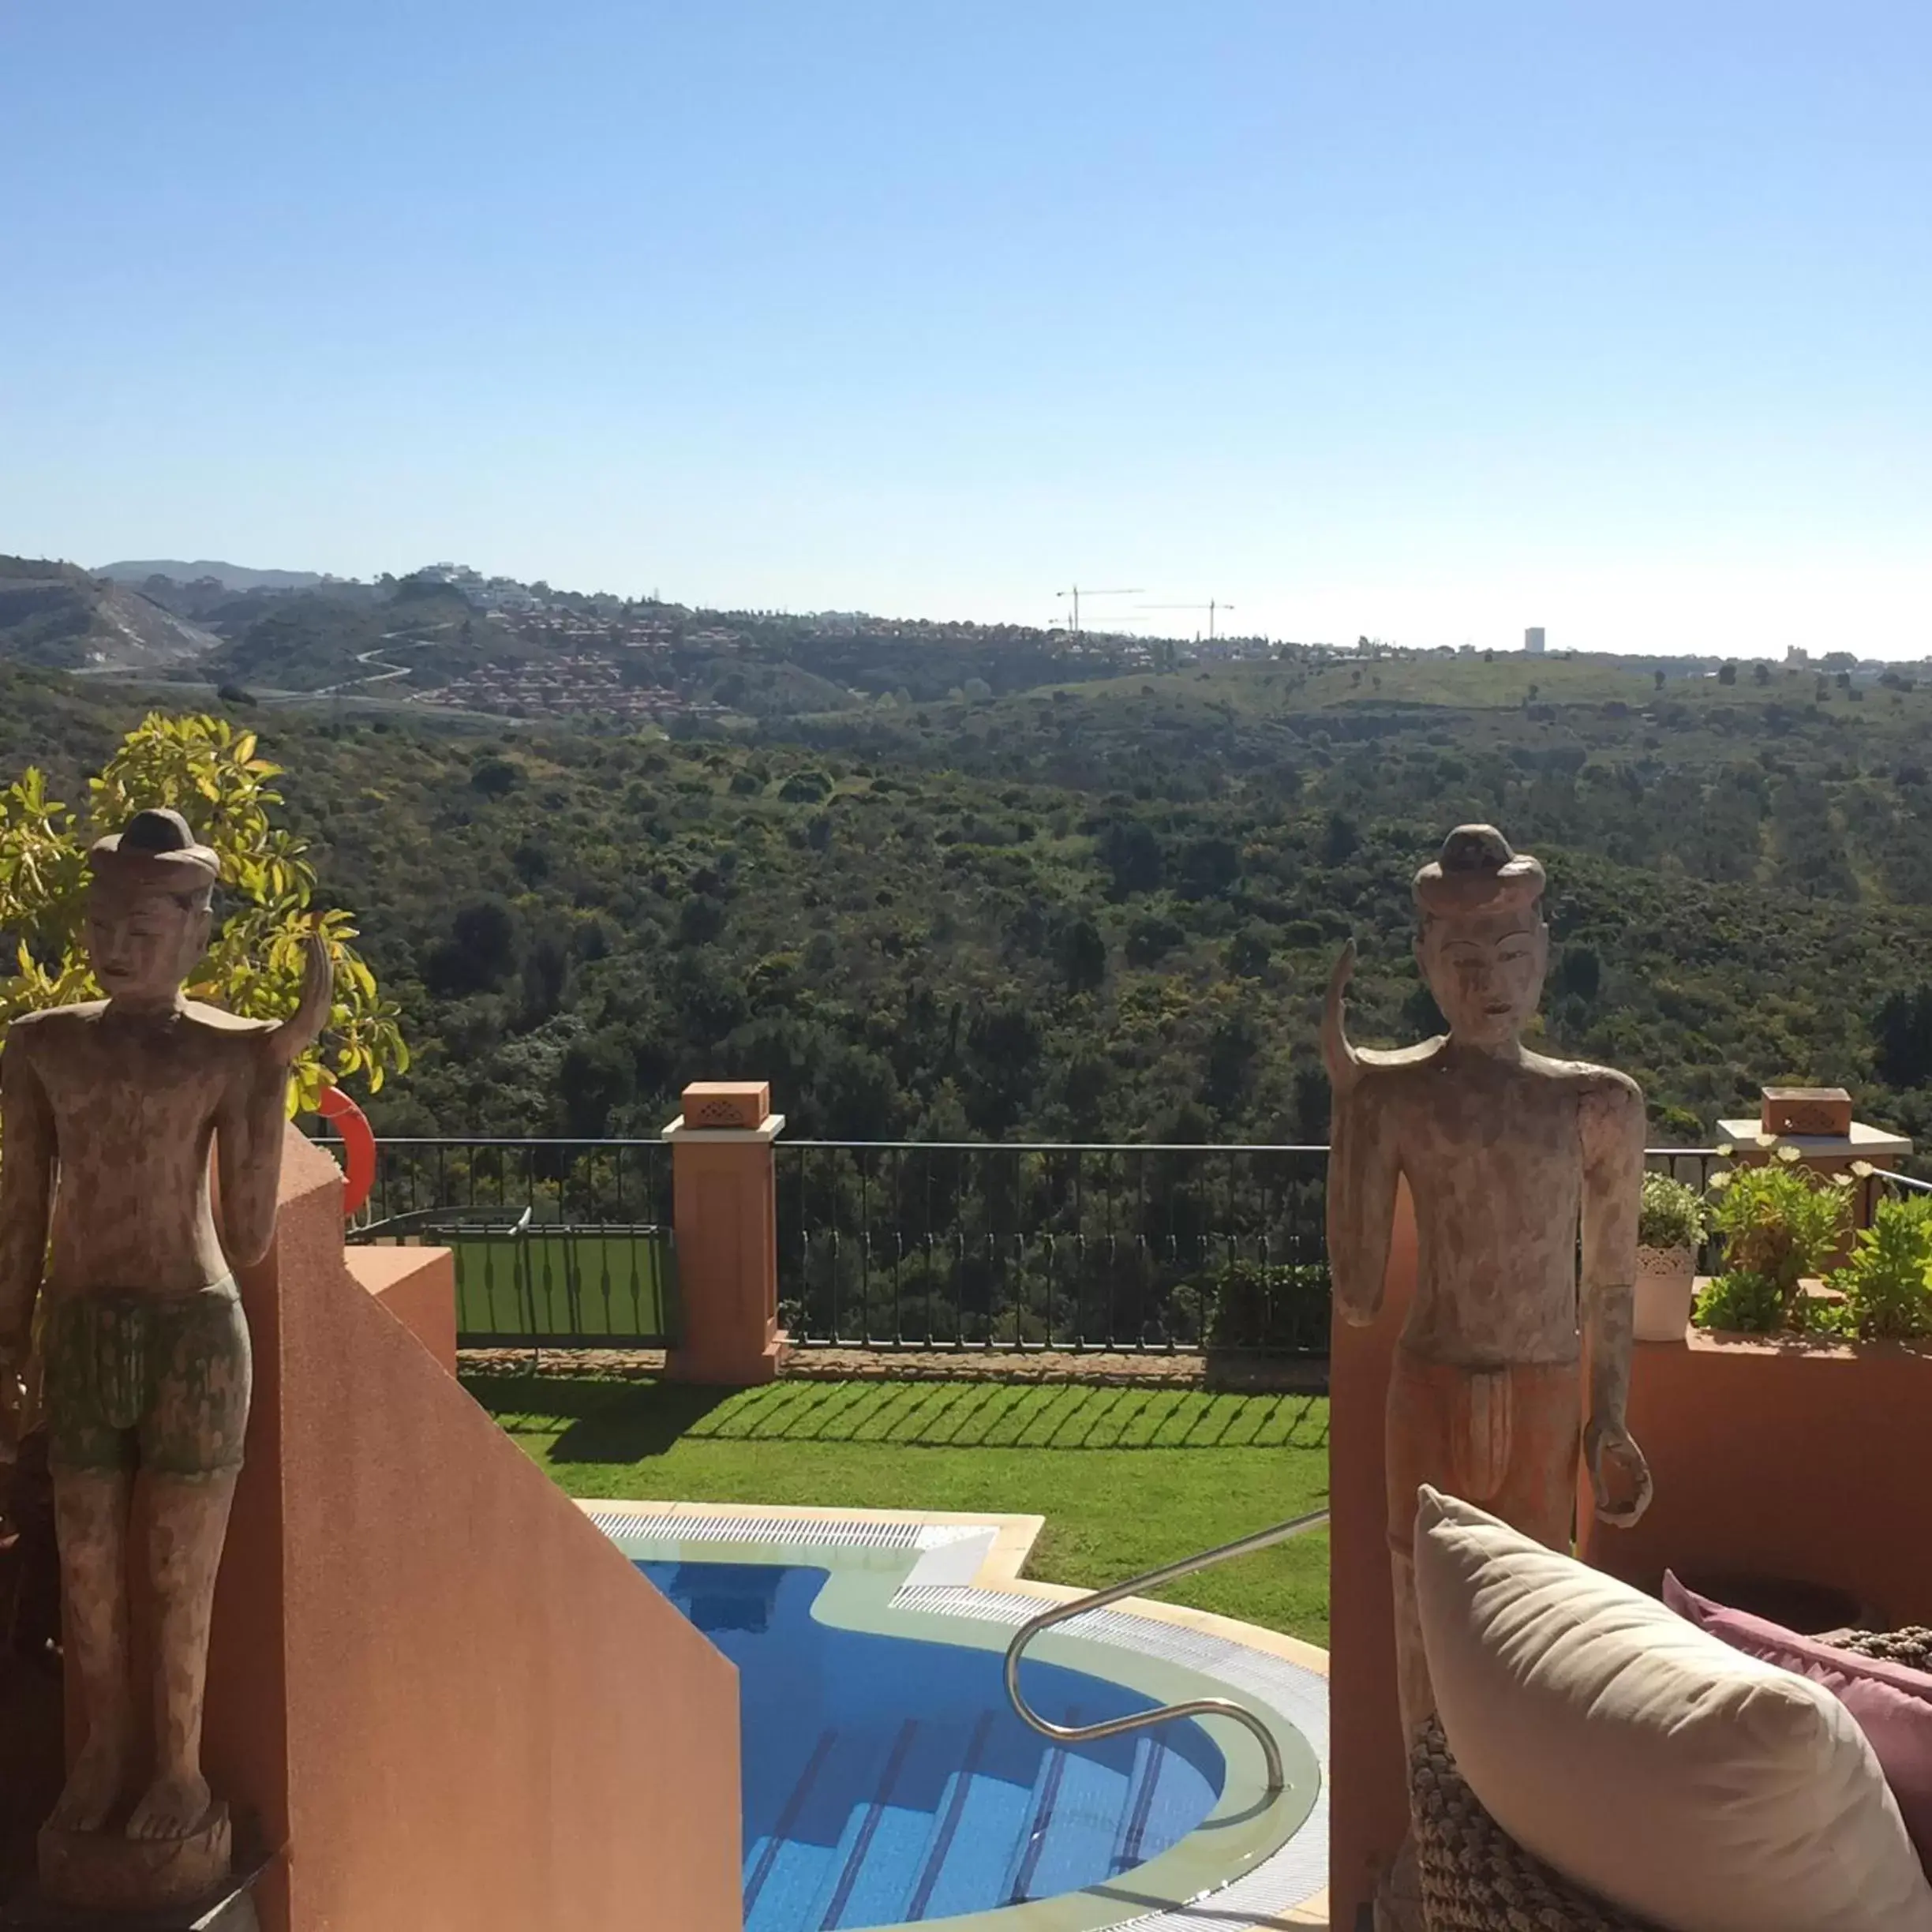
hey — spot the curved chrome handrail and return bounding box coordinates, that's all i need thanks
[1002,1507,1330,1794]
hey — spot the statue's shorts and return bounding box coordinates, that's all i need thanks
[1384,1346,1582,1743]
[1385,1347,1582,1548]
[44,1279,252,1481]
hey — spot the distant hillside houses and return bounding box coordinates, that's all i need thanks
[411,562,545,613]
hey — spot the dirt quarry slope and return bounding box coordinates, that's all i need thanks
[0,557,220,670]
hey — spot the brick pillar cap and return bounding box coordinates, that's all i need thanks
[672,1082,776,1135]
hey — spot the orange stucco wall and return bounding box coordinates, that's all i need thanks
[207,1130,742,1932]
[345,1241,459,1373]
[1327,1181,1418,1932]
[1578,1331,1932,1628]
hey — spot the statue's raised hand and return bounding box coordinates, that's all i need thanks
[267,924,334,1068]
[1322,939,1363,1098]
[1585,1415,1654,1527]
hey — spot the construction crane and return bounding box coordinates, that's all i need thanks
[1054,586,1143,636]
[1137,600,1236,641]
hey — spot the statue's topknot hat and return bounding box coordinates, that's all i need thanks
[88,807,220,902]
[1413,823,1545,921]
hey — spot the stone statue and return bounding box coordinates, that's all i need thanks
[0,807,330,1907]
[1324,825,1653,1753]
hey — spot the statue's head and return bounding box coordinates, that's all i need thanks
[84,808,219,1005]
[1413,825,1548,1050]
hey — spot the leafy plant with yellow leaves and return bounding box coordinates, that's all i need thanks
[0,713,407,1112]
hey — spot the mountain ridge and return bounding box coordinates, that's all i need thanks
[97,560,327,592]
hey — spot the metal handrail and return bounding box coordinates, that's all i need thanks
[352,1203,535,1238]
[1002,1507,1330,1794]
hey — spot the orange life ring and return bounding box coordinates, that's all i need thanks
[317,1084,377,1217]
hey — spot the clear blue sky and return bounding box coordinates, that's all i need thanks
[4,2,1929,657]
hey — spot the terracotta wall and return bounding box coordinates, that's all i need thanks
[1579,1332,1932,1628]
[1327,1182,1417,1932]
[208,1130,742,1932]
[345,1243,459,1372]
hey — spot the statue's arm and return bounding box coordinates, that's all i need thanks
[1323,942,1400,1327]
[1328,1080,1400,1325]
[215,1039,294,1269]
[1580,1073,1653,1525]
[216,929,333,1268]
[0,1035,55,1361]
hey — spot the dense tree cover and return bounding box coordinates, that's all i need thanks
[2,652,1930,1165]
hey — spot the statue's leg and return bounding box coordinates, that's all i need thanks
[126,1468,238,1840]
[1489,1361,1583,1552]
[47,1466,136,1833]
[1384,1350,1456,1747]
[126,1279,250,1842]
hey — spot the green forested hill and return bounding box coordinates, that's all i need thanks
[4,652,1930,1160]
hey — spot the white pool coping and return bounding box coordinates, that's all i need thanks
[580,1499,1330,1931]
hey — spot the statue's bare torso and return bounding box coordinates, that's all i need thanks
[1355,1038,1642,1367]
[9,1001,278,1297]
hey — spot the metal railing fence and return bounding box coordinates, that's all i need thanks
[305,1133,676,1349]
[776,1140,1331,1354]
[300,1131,1739,1354]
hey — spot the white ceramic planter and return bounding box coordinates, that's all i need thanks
[1634,1244,1698,1342]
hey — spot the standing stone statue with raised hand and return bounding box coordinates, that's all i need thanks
[1324,825,1653,1757]
[0,807,331,1910]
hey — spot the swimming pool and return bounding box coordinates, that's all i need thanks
[597,1506,1327,1932]
[642,1559,1222,1930]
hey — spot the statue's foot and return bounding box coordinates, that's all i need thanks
[125,1769,212,1842]
[47,1730,129,1835]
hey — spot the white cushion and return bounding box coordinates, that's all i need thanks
[1413,1485,1932,1932]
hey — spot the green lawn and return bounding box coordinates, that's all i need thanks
[467,1376,1332,1646]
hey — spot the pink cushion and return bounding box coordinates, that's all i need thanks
[1664,1571,1932,1878]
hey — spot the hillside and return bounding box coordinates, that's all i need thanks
[96,560,327,593]
[6,644,1931,1170]
[0,557,219,671]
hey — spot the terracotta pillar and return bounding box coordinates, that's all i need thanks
[663,1081,788,1384]
[1327,1181,1419,1932]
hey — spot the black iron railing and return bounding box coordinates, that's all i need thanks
[306,1132,676,1349]
[776,1141,1330,1354]
[303,1129,1739,1354]
[325,1133,672,1230]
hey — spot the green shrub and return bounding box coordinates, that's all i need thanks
[1196,1260,1330,1351]
[1827,1194,1932,1341]
[1693,1269,1785,1334]
[1696,1149,1852,1331]
[1638,1172,1707,1252]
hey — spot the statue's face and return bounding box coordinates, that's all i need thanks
[1416,906,1548,1048]
[85,886,210,1004]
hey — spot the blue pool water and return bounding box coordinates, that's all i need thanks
[640,1560,1225,1932]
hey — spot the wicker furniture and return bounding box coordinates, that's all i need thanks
[1409,1627,1932,1931]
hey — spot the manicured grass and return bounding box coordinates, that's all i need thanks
[467,1376,1332,1646]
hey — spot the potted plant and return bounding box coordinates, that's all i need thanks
[1822,1193,1932,1341]
[1693,1147,1854,1335]
[1634,1172,1709,1341]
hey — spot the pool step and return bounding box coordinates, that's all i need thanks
[747,1708,1193,1930]
[904,1708,1060,1923]
[999,1708,1080,1904]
